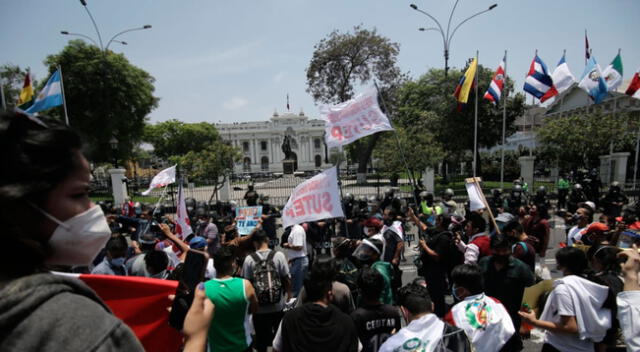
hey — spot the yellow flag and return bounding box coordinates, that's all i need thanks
[453,58,477,108]
[18,72,34,105]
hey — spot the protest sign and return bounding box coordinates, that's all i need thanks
[282,166,344,228]
[142,165,176,195]
[320,88,393,148]
[465,181,486,212]
[235,206,263,236]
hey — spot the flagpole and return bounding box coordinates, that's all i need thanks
[473,50,479,177]
[57,65,70,126]
[0,76,6,111]
[141,184,170,236]
[500,50,508,189]
[634,127,639,191]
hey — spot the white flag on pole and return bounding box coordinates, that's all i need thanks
[320,88,393,149]
[465,182,486,211]
[175,182,193,239]
[141,165,176,195]
[281,166,344,228]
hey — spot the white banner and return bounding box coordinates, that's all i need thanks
[175,183,193,239]
[282,166,344,228]
[320,88,394,148]
[142,165,176,195]
[465,182,486,211]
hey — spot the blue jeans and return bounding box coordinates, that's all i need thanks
[290,256,309,297]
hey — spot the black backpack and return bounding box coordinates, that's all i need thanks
[250,251,283,305]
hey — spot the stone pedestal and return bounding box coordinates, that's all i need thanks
[518,156,536,189]
[599,155,611,185]
[611,152,630,185]
[218,175,231,202]
[108,168,128,207]
[283,160,296,175]
[423,167,435,193]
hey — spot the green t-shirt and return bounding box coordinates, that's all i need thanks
[205,277,251,352]
[557,178,570,190]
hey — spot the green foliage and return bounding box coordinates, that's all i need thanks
[0,64,37,110]
[393,66,526,163]
[143,119,220,160]
[374,111,444,173]
[537,111,640,169]
[43,40,158,163]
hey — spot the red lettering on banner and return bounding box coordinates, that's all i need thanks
[322,192,333,212]
[331,126,343,140]
[285,207,295,218]
[293,199,305,216]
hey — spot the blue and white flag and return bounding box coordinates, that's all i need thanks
[578,56,609,104]
[551,54,576,95]
[24,70,63,114]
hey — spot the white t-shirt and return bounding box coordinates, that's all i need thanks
[287,224,307,260]
[379,313,444,352]
[542,283,594,352]
[567,225,586,246]
[617,291,640,352]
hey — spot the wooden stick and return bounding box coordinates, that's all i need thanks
[466,177,501,235]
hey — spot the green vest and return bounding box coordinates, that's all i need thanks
[420,201,443,216]
[557,179,570,190]
[205,277,251,352]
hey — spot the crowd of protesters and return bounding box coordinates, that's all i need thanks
[2,110,640,352]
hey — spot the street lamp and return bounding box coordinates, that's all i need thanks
[109,136,119,168]
[410,1,497,76]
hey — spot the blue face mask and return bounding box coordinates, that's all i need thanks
[109,257,126,267]
[451,285,462,301]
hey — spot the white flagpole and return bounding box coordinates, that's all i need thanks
[500,50,508,189]
[0,77,6,111]
[473,50,479,177]
[57,65,70,126]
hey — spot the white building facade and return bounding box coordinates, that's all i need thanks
[216,110,331,174]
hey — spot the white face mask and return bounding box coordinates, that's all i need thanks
[35,205,112,266]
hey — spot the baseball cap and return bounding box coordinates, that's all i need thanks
[189,236,207,249]
[580,222,609,235]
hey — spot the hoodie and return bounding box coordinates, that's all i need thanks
[280,303,358,352]
[0,273,143,352]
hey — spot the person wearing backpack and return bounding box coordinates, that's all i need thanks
[242,230,292,352]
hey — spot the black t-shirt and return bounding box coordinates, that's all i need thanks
[382,229,402,263]
[350,304,401,352]
[261,205,277,237]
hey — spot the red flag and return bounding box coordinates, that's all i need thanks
[60,274,183,351]
[625,67,640,99]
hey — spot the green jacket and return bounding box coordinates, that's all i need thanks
[371,261,394,305]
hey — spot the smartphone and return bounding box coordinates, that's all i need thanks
[168,250,207,330]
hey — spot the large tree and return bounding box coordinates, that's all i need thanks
[0,64,37,110]
[393,65,525,177]
[306,26,405,181]
[537,111,640,169]
[144,119,241,201]
[43,40,158,163]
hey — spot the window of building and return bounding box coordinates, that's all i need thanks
[243,157,251,172]
[243,141,249,152]
[261,156,269,170]
[314,138,321,149]
[315,155,322,168]
[261,141,268,151]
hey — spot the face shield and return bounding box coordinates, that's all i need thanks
[352,239,381,263]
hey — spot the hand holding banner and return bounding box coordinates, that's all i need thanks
[282,166,344,228]
[142,165,176,195]
[320,88,393,148]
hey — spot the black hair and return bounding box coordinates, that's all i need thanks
[251,229,269,244]
[303,273,332,302]
[451,264,485,295]
[213,246,235,275]
[357,267,384,301]
[490,234,511,250]
[144,250,169,275]
[0,112,83,277]
[502,220,523,235]
[310,254,338,282]
[106,234,128,256]
[397,283,432,315]
[556,247,588,275]
[589,245,622,274]
[436,214,451,230]
[577,206,594,223]
[468,212,487,233]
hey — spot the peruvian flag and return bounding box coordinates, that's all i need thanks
[55,273,182,351]
[484,55,506,105]
[626,67,640,99]
[175,182,193,240]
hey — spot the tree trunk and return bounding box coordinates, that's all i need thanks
[356,133,382,184]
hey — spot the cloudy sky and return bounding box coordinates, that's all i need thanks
[2,0,638,124]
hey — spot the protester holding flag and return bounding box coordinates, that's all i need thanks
[0,111,143,350]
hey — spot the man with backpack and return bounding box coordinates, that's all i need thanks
[242,230,292,352]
